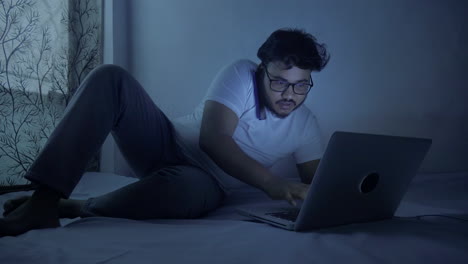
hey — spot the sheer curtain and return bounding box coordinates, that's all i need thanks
[0,0,103,191]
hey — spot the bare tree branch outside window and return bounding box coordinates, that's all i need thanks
[0,0,102,190]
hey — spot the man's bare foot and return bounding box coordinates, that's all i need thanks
[3,196,85,219]
[0,196,60,237]
[3,195,30,217]
[0,186,64,237]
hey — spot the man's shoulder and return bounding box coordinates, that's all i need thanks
[288,106,320,139]
[291,105,316,120]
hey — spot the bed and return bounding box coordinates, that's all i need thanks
[1,170,467,264]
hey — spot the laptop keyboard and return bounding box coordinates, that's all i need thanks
[266,210,300,222]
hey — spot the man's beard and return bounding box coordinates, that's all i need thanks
[264,98,305,119]
[256,69,305,119]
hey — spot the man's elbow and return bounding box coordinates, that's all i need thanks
[199,133,217,154]
[199,133,230,155]
[199,136,210,153]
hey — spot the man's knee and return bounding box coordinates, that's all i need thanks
[79,64,129,95]
[90,64,127,79]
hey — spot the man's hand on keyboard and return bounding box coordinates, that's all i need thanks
[262,176,310,207]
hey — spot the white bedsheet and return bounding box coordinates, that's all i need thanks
[1,172,467,264]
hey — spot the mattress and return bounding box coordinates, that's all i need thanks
[1,171,467,264]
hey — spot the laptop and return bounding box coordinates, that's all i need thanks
[236,131,432,231]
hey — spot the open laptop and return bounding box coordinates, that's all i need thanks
[236,131,432,231]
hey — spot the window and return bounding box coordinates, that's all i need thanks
[0,0,103,191]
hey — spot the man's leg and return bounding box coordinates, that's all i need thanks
[0,64,183,236]
[3,166,225,220]
[25,64,183,196]
[81,165,224,220]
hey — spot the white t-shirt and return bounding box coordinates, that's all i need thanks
[172,59,323,193]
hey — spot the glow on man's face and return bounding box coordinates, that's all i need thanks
[261,61,312,118]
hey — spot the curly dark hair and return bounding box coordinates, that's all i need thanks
[257,28,330,71]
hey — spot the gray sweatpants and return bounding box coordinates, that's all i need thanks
[25,64,225,219]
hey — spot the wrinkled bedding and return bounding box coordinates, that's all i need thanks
[1,172,467,264]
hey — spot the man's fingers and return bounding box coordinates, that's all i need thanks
[290,183,310,200]
[285,192,297,207]
[300,186,309,200]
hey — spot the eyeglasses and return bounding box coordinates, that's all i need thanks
[263,64,313,95]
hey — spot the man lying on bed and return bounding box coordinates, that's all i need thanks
[0,28,330,237]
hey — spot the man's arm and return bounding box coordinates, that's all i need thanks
[199,100,271,191]
[296,159,320,184]
[200,100,309,206]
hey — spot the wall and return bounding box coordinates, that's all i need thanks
[103,0,468,174]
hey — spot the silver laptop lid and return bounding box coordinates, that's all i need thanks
[295,131,432,231]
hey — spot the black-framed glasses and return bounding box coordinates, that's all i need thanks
[263,64,313,95]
